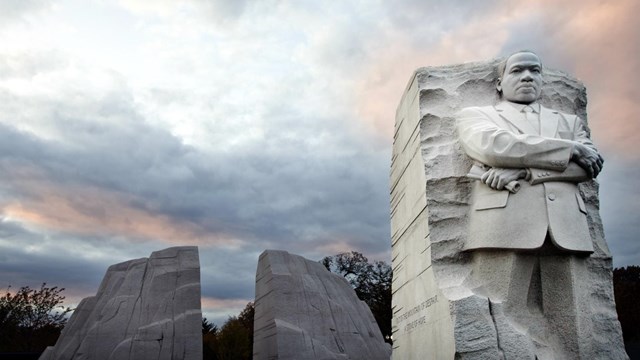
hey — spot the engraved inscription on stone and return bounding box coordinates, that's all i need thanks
[394,295,438,334]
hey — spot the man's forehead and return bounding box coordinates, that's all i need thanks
[506,52,541,68]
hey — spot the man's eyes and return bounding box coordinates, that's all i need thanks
[509,67,541,74]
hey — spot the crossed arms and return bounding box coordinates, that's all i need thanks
[456,107,604,191]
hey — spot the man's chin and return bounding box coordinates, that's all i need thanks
[507,95,538,104]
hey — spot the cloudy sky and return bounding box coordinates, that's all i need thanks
[0,0,638,325]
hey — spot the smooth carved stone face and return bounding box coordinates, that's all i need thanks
[38,246,202,360]
[498,52,542,104]
[253,250,391,360]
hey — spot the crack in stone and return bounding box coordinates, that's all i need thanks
[488,300,505,360]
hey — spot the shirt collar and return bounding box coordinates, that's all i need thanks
[504,101,540,114]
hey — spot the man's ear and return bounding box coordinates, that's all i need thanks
[496,78,502,93]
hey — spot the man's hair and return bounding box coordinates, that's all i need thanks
[496,50,542,78]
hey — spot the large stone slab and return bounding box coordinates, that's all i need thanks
[40,246,202,360]
[390,59,627,359]
[253,250,390,360]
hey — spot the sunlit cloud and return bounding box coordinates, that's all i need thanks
[540,0,640,158]
[2,178,243,247]
[202,296,252,325]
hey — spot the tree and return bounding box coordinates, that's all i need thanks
[322,251,370,290]
[0,283,72,352]
[613,266,640,348]
[203,317,220,360]
[203,317,219,335]
[203,302,254,360]
[237,301,254,345]
[322,251,392,343]
[216,316,251,360]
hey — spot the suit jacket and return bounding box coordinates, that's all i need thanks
[456,101,596,253]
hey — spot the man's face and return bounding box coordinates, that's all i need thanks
[497,52,542,104]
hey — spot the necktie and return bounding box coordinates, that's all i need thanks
[523,105,539,134]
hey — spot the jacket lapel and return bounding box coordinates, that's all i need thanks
[540,106,560,138]
[495,102,537,135]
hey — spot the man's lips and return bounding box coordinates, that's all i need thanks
[517,85,537,91]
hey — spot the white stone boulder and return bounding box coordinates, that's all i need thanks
[39,246,202,360]
[253,250,391,360]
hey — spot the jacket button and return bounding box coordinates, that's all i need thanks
[548,193,556,201]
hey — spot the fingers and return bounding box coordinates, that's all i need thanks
[577,157,594,178]
[492,175,502,190]
[481,168,527,190]
[482,170,495,188]
[594,154,604,178]
[481,169,508,190]
[571,143,586,161]
[588,153,603,178]
[481,169,502,189]
[574,144,604,178]
[495,171,511,190]
[481,170,491,183]
[592,161,601,178]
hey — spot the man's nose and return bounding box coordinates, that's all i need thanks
[521,71,533,80]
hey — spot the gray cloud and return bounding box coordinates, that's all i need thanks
[598,158,640,268]
[0,219,136,291]
[0,0,51,25]
[382,0,501,35]
[0,90,390,251]
[0,50,66,79]
[0,47,392,317]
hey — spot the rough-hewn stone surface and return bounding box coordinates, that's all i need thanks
[253,250,390,360]
[39,246,202,360]
[390,60,627,359]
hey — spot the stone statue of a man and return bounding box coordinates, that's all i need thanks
[455,51,606,358]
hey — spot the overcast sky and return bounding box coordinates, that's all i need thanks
[0,0,638,325]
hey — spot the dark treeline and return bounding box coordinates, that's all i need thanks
[613,265,640,356]
[321,251,392,344]
[202,302,254,360]
[0,283,71,353]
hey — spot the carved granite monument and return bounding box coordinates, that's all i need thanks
[390,51,628,359]
[253,250,390,360]
[39,246,202,360]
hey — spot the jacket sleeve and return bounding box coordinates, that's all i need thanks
[571,114,599,152]
[456,106,574,170]
[528,114,600,183]
[529,162,590,184]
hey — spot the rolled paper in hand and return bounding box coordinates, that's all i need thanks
[466,166,520,194]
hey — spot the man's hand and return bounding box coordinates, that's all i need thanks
[572,143,604,178]
[481,168,527,190]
